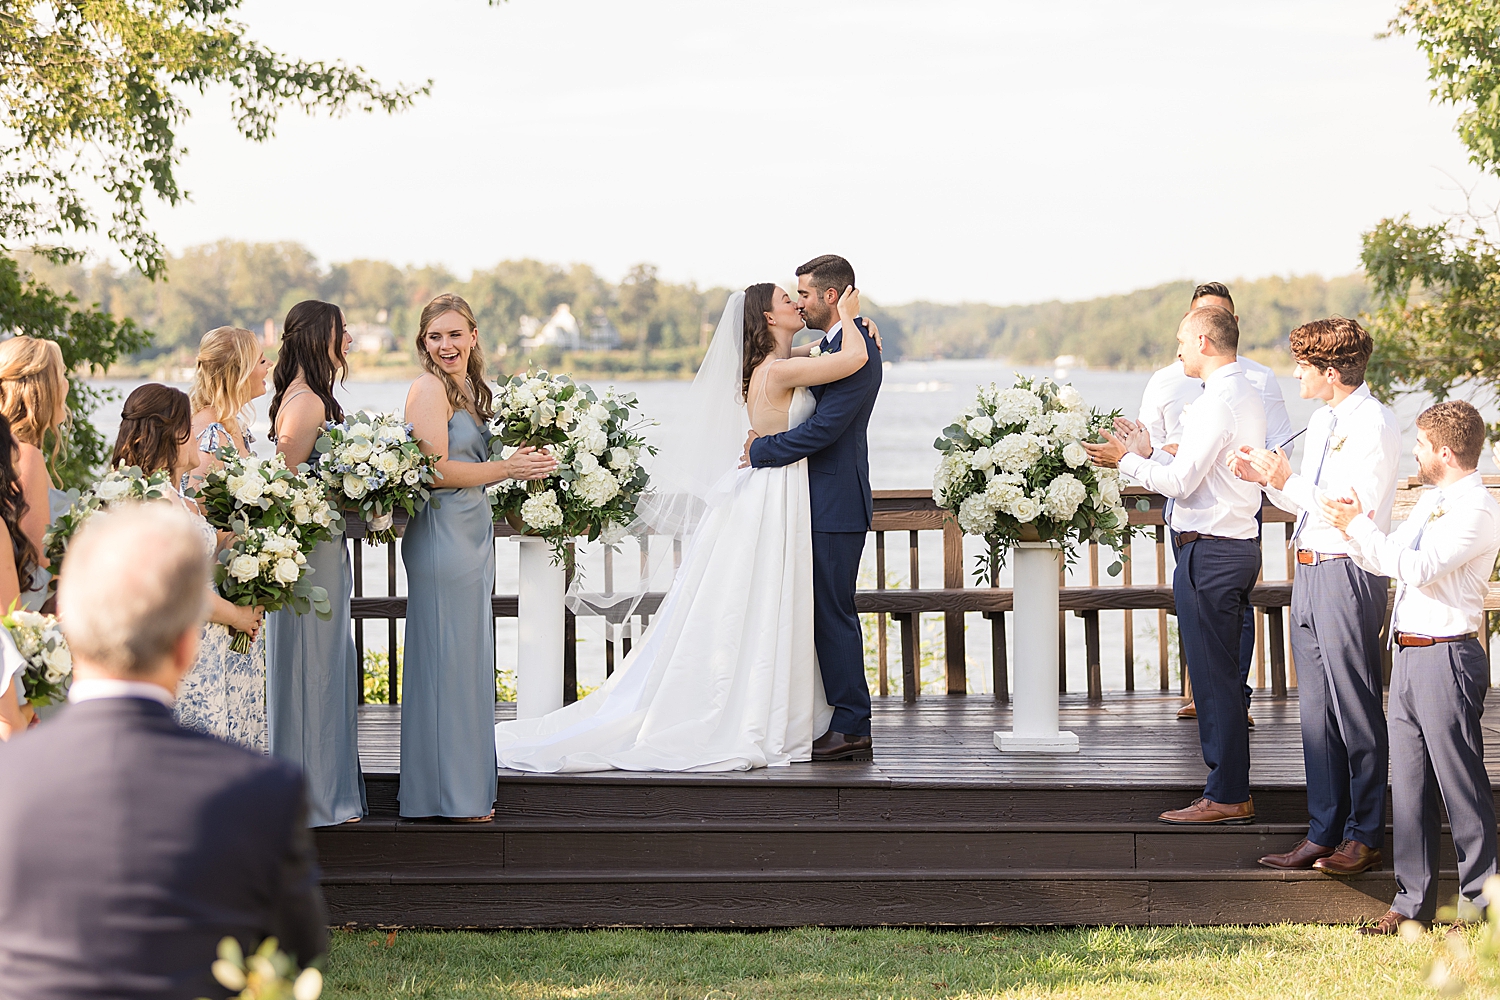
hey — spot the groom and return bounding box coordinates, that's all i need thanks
[743,254,883,761]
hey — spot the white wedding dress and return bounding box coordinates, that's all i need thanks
[494,383,833,772]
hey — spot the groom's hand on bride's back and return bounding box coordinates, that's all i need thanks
[740,429,760,469]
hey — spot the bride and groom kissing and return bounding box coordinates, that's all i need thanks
[494,254,883,772]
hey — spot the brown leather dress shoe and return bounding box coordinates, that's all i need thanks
[1359,909,1419,936]
[1259,838,1336,870]
[1176,701,1197,719]
[1158,796,1255,825]
[1313,839,1382,875]
[811,731,873,762]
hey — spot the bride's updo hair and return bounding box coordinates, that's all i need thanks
[740,282,776,401]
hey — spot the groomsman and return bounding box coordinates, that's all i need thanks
[1088,306,1266,823]
[1320,400,1500,934]
[1138,281,1292,723]
[1234,317,1399,875]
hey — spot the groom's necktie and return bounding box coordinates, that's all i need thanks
[1292,413,1338,544]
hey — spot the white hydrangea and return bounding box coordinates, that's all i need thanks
[1062,441,1088,468]
[992,433,1043,474]
[575,468,621,507]
[1044,473,1088,521]
[957,494,994,535]
[992,388,1044,425]
[984,475,1024,511]
[1051,411,1091,442]
[521,490,564,530]
[932,452,968,507]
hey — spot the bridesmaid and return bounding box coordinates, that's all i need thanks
[401,293,554,821]
[266,301,366,826]
[174,328,273,751]
[0,337,72,604]
[0,414,40,740]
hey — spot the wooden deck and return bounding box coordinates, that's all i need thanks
[315,691,1500,928]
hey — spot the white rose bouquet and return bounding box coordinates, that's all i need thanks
[0,607,71,706]
[313,410,440,545]
[42,465,178,578]
[933,374,1136,576]
[487,369,654,562]
[194,449,340,546]
[215,526,332,653]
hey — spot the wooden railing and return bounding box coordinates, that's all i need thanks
[344,479,1500,706]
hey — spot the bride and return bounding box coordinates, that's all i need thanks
[494,282,871,772]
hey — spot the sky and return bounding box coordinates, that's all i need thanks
[138,0,1486,306]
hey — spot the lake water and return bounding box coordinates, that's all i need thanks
[87,362,1494,695]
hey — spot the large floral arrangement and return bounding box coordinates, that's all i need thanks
[216,525,331,653]
[42,465,177,577]
[194,449,339,544]
[487,370,653,561]
[313,410,440,544]
[932,374,1134,576]
[1,607,71,706]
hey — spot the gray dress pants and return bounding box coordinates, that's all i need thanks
[1389,638,1497,921]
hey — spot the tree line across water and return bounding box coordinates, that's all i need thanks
[18,243,1369,376]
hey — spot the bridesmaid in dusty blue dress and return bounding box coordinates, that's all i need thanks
[266,300,367,827]
[400,293,555,821]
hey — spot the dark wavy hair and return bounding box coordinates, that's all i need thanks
[0,414,38,592]
[740,283,776,401]
[111,384,192,476]
[268,300,347,431]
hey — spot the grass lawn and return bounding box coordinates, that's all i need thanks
[321,923,1487,999]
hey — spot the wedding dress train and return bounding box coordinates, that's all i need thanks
[494,386,833,772]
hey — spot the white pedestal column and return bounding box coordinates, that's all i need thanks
[515,536,566,720]
[995,541,1079,753]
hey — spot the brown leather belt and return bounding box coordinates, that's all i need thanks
[1176,531,1237,544]
[1296,550,1350,566]
[1395,631,1479,648]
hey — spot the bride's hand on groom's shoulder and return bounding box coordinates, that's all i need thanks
[838,285,861,321]
[739,429,760,469]
[864,317,883,354]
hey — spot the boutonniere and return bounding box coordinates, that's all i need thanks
[809,344,823,358]
[1431,504,1447,521]
[1329,434,1348,453]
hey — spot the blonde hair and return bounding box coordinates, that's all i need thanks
[189,326,261,441]
[416,294,495,421]
[0,336,69,466]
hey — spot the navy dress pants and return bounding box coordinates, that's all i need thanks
[1289,558,1389,849]
[813,530,872,737]
[1174,536,1262,804]
[1389,639,1497,921]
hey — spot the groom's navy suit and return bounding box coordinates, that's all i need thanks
[749,319,881,736]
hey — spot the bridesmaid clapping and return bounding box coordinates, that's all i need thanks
[266,301,367,827]
[400,294,554,822]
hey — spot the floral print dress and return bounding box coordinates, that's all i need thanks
[173,423,268,753]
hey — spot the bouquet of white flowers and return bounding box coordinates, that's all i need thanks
[216,525,332,653]
[43,466,178,579]
[1,607,71,706]
[933,374,1135,577]
[487,370,654,561]
[313,410,440,544]
[194,449,340,545]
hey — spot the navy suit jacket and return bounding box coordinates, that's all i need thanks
[0,698,327,1000]
[749,318,882,532]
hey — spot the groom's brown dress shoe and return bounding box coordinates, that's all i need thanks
[1313,839,1382,875]
[1359,910,1418,936]
[1259,838,1336,870]
[1157,796,1254,824]
[811,731,873,762]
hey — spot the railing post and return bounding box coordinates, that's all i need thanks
[942,512,965,695]
[875,531,888,698]
[1080,609,1102,700]
[1122,537,1134,692]
[1156,525,1169,692]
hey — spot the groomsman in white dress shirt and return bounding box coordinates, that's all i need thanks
[1139,282,1292,724]
[1320,400,1500,935]
[1233,317,1399,876]
[1088,306,1266,824]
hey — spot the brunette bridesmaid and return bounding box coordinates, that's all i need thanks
[0,337,72,605]
[266,301,366,826]
[400,294,554,821]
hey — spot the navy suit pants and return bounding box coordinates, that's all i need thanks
[1174,536,1261,803]
[813,530,871,737]
[1290,557,1389,849]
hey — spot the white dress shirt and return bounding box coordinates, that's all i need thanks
[1264,383,1401,555]
[1119,362,1268,539]
[1139,358,1293,452]
[1346,471,1500,637]
[68,677,176,708]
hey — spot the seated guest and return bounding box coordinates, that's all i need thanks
[0,504,326,997]
[1321,400,1500,934]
